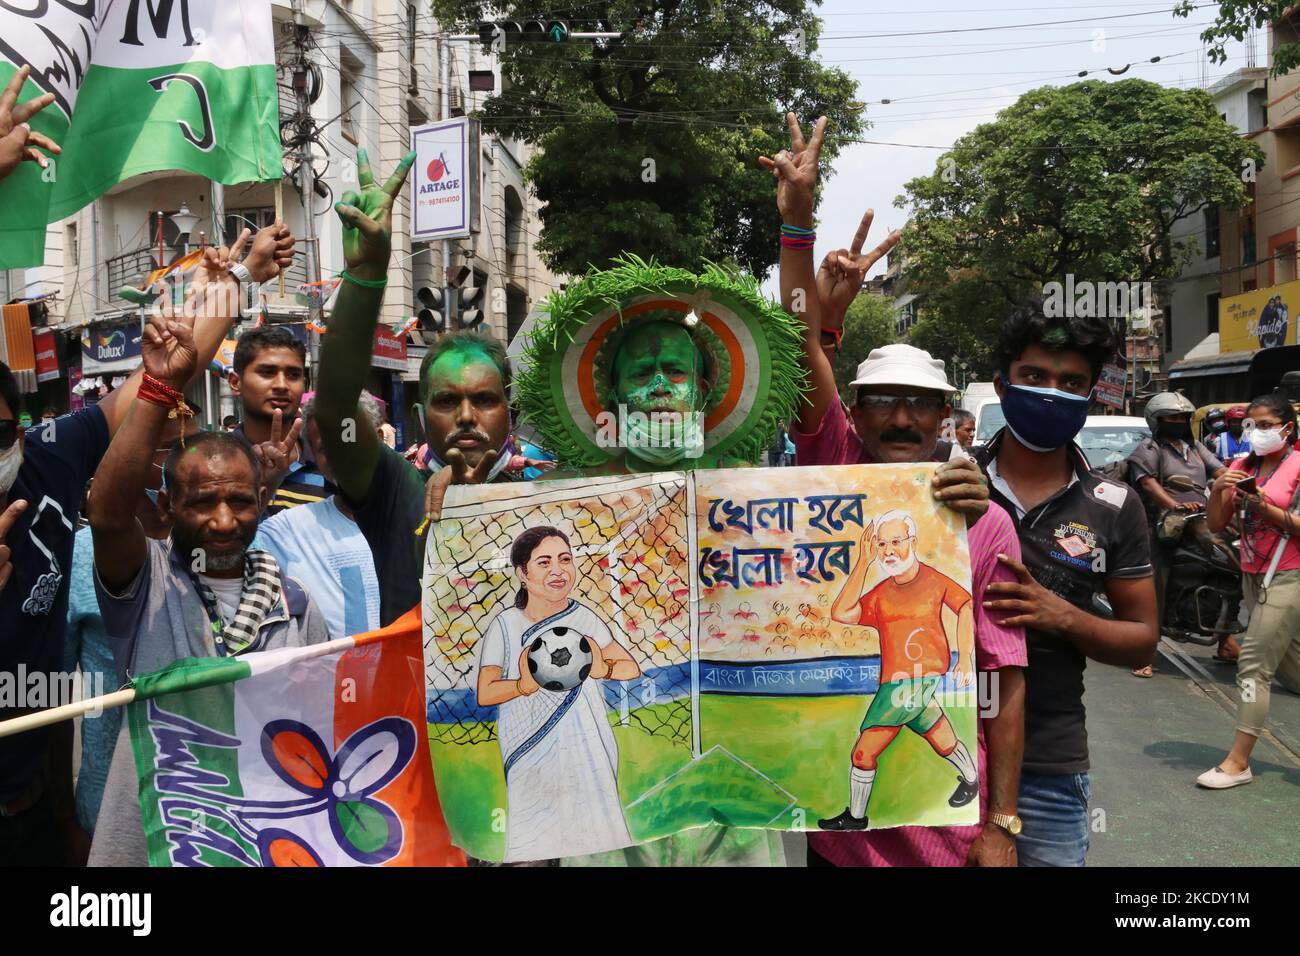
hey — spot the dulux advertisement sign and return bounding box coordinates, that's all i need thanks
[82,321,143,373]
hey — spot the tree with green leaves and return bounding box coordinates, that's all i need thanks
[1175,1,1299,77]
[433,0,862,278]
[895,79,1264,378]
[832,292,895,400]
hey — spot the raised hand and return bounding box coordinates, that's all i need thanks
[242,220,295,282]
[859,520,877,567]
[0,65,61,182]
[758,113,828,225]
[251,408,304,495]
[423,448,500,522]
[817,210,903,332]
[335,148,417,281]
[141,282,198,388]
[0,498,29,593]
[185,232,245,321]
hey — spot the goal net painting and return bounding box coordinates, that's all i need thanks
[422,465,978,863]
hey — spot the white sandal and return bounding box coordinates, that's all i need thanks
[1196,765,1253,789]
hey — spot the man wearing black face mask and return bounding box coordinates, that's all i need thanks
[1127,392,1227,673]
[974,301,1157,867]
[1131,393,1225,518]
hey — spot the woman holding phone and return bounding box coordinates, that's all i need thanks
[1199,393,1300,789]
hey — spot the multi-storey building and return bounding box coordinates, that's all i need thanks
[1169,22,1300,404]
[1,0,554,442]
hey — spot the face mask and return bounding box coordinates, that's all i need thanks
[0,441,22,495]
[1249,426,1290,456]
[1157,422,1192,442]
[999,380,1092,452]
[624,412,705,467]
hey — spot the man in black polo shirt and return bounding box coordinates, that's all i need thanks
[975,302,1157,867]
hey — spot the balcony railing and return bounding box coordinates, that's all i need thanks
[101,246,318,319]
[103,247,159,306]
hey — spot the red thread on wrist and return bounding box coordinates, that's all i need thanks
[139,374,194,441]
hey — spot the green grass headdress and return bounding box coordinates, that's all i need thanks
[515,255,808,468]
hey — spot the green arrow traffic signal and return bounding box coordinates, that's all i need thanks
[548,21,569,42]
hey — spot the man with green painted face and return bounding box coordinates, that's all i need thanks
[582,319,734,472]
[606,322,707,467]
[313,149,516,628]
[550,316,758,477]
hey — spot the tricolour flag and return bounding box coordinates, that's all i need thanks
[127,611,465,867]
[0,0,282,267]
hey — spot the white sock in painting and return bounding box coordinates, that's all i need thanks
[945,741,977,784]
[849,767,875,818]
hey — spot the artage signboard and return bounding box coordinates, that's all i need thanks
[410,118,478,242]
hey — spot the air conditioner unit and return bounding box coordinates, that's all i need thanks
[449,85,465,116]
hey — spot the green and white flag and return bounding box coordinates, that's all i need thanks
[0,0,281,267]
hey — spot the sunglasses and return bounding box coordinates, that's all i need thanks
[0,419,18,451]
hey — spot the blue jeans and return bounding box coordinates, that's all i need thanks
[1016,771,1092,867]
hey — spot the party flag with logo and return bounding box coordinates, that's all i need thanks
[0,0,281,267]
[127,610,464,867]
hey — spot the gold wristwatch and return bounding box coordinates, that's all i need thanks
[988,812,1022,836]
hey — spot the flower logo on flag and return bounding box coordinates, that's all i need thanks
[257,716,417,866]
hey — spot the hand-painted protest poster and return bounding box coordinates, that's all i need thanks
[422,465,976,862]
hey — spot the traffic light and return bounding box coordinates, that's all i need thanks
[477,19,569,48]
[416,285,447,334]
[418,270,486,333]
[447,265,485,329]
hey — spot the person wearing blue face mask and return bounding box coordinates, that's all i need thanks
[973,299,1158,867]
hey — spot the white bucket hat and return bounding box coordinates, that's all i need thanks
[849,343,956,393]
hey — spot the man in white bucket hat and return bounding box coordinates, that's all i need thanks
[764,112,1026,868]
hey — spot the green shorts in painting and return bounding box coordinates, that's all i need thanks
[860,676,944,733]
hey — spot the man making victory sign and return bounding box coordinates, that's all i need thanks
[822,510,977,831]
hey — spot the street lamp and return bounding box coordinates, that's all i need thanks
[169,202,200,255]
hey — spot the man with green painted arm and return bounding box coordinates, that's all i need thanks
[313,149,520,629]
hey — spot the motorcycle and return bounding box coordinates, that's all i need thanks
[1155,475,1244,646]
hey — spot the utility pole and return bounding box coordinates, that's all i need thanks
[439,31,453,333]
[289,0,322,328]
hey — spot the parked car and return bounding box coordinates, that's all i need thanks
[1076,415,1149,469]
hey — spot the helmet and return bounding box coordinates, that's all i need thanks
[1205,407,1227,435]
[1144,391,1196,434]
[1225,405,1248,421]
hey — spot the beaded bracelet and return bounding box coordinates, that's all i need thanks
[780,223,815,250]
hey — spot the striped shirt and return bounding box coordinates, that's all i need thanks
[807,503,1028,867]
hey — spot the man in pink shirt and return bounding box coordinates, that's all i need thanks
[761,113,1027,866]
